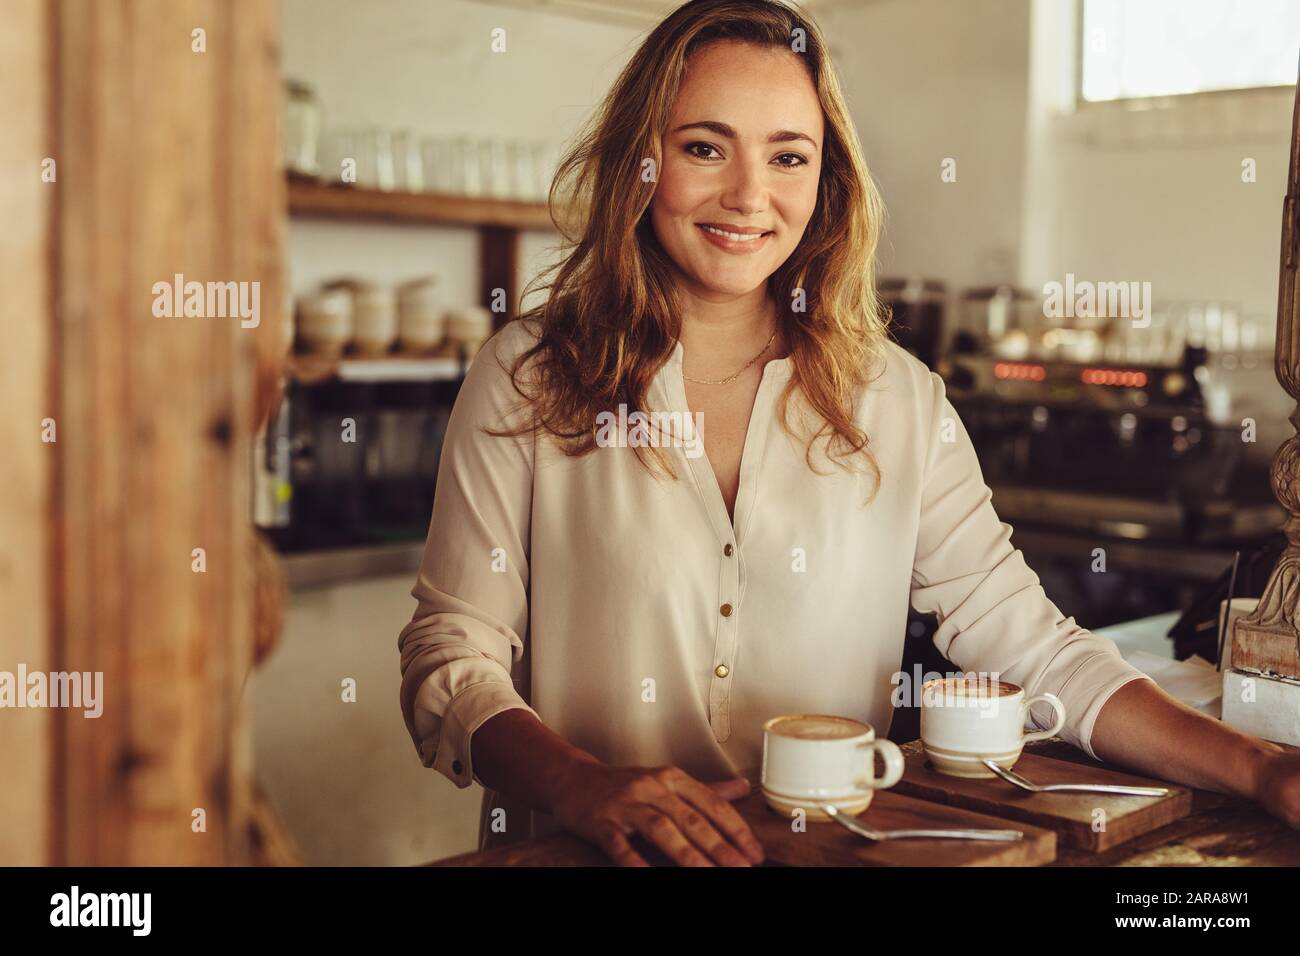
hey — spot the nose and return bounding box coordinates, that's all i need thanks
[720,151,769,218]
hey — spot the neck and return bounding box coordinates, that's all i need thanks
[676,287,782,367]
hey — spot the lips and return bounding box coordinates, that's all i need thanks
[696,223,773,238]
[696,223,775,255]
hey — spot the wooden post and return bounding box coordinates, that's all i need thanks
[48,0,282,865]
[0,0,55,868]
[480,224,520,331]
[1232,64,1300,680]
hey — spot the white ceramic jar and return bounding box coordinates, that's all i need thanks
[397,278,444,354]
[444,305,493,357]
[351,285,397,356]
[296,288,353,357]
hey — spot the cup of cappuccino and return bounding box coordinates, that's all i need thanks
[919,676,1066,778]
[760,714,904,821]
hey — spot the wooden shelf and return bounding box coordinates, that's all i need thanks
[284,174,564,330]
[286,352,470,385]
[287,178,557,230]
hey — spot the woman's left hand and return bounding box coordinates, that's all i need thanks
[1252,749,1300,829]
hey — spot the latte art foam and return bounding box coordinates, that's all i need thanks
[923,677,1018,698]
[768,715,867,740]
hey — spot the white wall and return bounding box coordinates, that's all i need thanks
[818,0,1033,291]
[1020,0,1292,324]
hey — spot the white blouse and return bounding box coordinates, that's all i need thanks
[397,319,1153,852]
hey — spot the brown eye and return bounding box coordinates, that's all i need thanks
[776,153,808,168]
[686,142,721,160]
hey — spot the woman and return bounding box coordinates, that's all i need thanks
[398,0,1300,867]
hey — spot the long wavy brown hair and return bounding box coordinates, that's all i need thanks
[487,0,891,501]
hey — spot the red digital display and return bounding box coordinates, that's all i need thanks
[993,362,1046,381]
[1080,368,1147,387]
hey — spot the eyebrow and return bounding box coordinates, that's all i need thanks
[670,120,819,150]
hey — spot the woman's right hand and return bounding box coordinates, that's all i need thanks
[548,760,766,867]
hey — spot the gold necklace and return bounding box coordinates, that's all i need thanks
[682,330,777,386]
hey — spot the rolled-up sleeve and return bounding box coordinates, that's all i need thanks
[398,324,541,789]
[908,370,1153,760]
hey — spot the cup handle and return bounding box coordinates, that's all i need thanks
[1022,692,1066,743]
[855,738,904,791]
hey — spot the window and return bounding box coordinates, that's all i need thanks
[1080,0,1300,102]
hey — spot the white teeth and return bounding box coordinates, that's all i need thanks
[700,225,768,242]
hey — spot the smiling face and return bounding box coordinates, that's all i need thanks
[650,40,824,303]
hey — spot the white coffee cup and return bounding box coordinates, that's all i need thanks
[919,677,1065,779]
[760,714,903,821]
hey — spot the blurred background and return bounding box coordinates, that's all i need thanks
[4,0,1298,868]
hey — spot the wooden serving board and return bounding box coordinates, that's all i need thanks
[892,745,1192,852]
[731,789,1056,866]
[430,789,1057,866]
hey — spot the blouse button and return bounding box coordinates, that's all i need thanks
[452,759,464,775]
[720,603,733,617]
[715,664,730,678]
[723,543,734,557]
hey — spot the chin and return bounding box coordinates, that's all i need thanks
[697,275,768,296]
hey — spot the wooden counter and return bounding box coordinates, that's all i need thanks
[425,738,1300,867]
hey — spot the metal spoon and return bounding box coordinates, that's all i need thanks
[981,758,1170,796]
[819,802,1023,841]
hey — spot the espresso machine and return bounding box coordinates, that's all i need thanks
[943,348,1282,545]
[943,287,1285,546]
